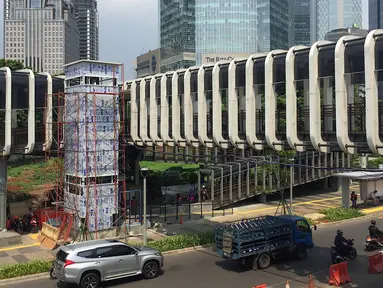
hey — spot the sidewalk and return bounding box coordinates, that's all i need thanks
[1,184,383,267]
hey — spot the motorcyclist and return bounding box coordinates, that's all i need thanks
[334,229,349,257]
[369,220,383,239]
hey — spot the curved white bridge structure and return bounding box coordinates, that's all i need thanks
[123,30,383,157]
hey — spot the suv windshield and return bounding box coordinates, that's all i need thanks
[56,250,68,262]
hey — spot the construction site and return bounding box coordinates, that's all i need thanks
[38,60,131,248]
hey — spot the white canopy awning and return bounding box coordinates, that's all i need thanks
[333,171,383,181]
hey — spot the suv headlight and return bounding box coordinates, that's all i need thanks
[154,252,162,257]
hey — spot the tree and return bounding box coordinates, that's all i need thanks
[0,59,33,71]
[53,72,65,77]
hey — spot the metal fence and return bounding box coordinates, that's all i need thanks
[124,199,234,225]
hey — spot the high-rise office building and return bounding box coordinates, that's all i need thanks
[312,0,363,42]
[369,0,383,29]
[195,0,290,65]
[289,0,312,46]
[159,0,196,72]
[74,0,99,60]
[3,0,79,74]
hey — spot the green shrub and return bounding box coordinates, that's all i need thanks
[146,232,215,252]
[304,217,315,226]
[0,260,52,280]
[319,207,365,222]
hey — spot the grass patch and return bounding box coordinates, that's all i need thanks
[0,260,52,280]
[319,207,365,222]
[140,161,199,172]
[145,232,214,252]
[7,158,60,198]
[0,232,214,280]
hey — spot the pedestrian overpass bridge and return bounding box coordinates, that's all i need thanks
[2,30,383,209]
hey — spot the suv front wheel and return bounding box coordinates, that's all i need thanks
[80,272,101,288]
[142,261,160,279]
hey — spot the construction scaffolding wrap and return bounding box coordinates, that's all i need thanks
[43,60,127,243]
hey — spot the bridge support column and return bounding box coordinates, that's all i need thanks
[305,152,309,182]
[257,193,266,203]
[311,152,315,180]
[360,154,367,168]
[0,157,8,230]
[341,177,350,208]
[298,153,302,184]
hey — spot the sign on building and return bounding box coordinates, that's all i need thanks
[201,53,252,64]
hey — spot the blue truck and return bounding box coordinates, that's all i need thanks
[215,215,314,269]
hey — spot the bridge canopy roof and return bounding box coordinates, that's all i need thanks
[334,171,383,180]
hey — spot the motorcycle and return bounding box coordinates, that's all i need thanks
[9,216,24,235]
[49,260,56,279]
[365,236,383,251]
[330,239,357,264]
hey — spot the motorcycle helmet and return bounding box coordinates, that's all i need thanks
[336,229,343,236]
[371,220,376,225]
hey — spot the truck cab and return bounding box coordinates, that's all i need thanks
[279,215,314,248]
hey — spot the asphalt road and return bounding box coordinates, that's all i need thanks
[4,215,383,288]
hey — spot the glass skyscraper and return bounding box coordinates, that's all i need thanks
[313,0,363,41]
[289,0,312,46]
[369,0,383,29]
[74,0,99,60]
[195,0,289,64]
[159,0,196,72]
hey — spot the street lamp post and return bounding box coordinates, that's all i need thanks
[140,167,149,245]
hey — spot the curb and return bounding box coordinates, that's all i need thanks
[0,244,217,286]
[162,243,215,255]
[0,273,48,286]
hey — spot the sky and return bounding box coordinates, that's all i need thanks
[0,0,159,80]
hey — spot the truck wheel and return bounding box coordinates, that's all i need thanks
[257,253,271,269]
[295,245,307,260]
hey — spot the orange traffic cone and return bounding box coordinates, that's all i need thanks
[285,281,290,288]
[179,214,183,224]
[308,274,314,288]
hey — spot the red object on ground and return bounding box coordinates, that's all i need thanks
[329,262,351,286]
[34,207,63,229]
[368,252,383,274]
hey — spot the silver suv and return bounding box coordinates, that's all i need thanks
[54,239,163,288]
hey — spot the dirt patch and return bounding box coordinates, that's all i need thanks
[7,183,24,193]
[29,184,56,198]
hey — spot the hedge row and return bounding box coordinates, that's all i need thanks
[0,232,214,280]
